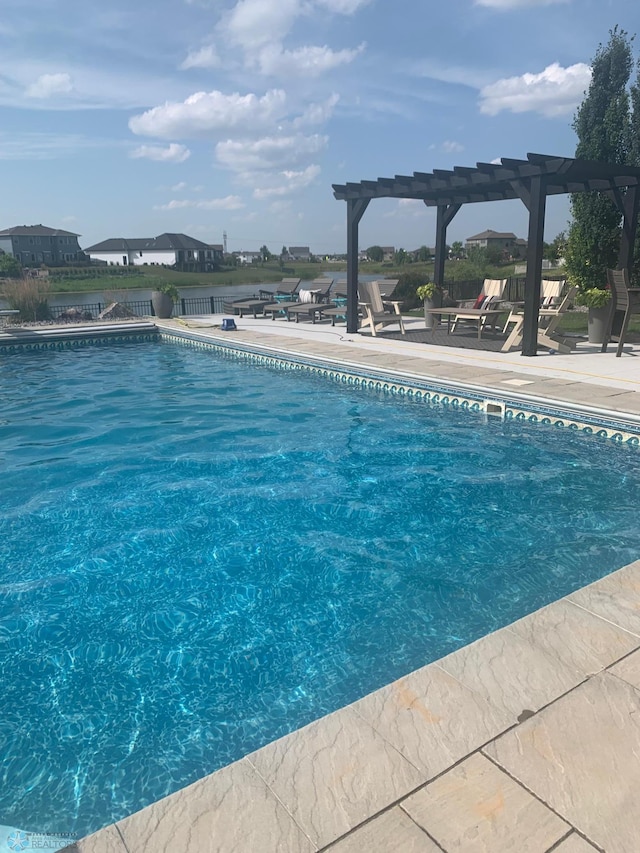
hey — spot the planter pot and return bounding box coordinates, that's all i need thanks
[151,291,175,319]
[587,305,610,344]
[423,292,443,330]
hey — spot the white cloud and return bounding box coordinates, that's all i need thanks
[479,62,591,117]
[476,0,567,7]
[316,0,372,11]
[25,72,73,98]
[155,196,244,210]
[180,45,220,70]
[224,0,300,51]
[130,143,191,162]
[258,43,364,77]
[293,94,340,127]
[442,140,464,153]
[171,181,187,191]
[253,164,321,198]
[216,133,327,171]
[129,89,287,138]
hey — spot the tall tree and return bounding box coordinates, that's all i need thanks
[366,245,383,262]
[629,58,640,284]
[565,27,634,292]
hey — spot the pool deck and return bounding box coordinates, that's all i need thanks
[53,315,640,853]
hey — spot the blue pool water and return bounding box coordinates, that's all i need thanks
[1,341,640,836]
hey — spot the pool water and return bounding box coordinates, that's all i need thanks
[1,341,640,836]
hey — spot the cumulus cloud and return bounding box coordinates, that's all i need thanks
[155,195,244,210]
[26,72,73,98]
[216,133,327,171]
[316,0,372,11]
[476,0,567,6]
[129,89,287,138]
[130,143,191,162]
[253,164,321,198]
[479,62,591,117]
[257,43,364,77]
[180,45,220,70]
[442,140,464,153]
[224,0,300,51]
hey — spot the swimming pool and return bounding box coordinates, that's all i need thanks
[2,341,640,836]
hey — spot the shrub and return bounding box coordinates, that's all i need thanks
[2,277,52,321]
[393,271,430,309]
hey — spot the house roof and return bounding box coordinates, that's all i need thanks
[0,224,80,237]
[466,229,517,241]
[84,233,214,253]
[289,246,310,253]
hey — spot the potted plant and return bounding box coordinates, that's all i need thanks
[151,283,180,319]
[575,287,611,344]
[416,282,442,330]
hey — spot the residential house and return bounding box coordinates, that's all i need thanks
[0,225,85,265]
[235,250,263,265]
[465,229,527,259]
[84,233,223,271]
[288,246,312,262]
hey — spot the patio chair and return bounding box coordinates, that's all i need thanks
[501,285,578,353]
[502,278,566,334]
[358,280,405,337]
[602,268,634,357]
[449,278,507,336]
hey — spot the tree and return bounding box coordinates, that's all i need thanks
[565,28,634,292]
[280,245,288,258]
[366,245,383,262]
[394,248,407,265]
[0,253,22,278]
[417,245,431,262]
[259,244,272,262]
[450,241,464,260]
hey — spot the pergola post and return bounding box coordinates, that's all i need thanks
[616,184,640,270]
[518,175,547,356]
[431,203,461,287]
[346,198,369,333]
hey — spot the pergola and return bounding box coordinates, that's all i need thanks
[332,153,640,356]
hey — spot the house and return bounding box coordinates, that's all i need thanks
[381,246,395,262]
[288,246,311,262]
[465,229,527,259]
[0,224,85,265]
[235,250,263,265]
[84,233,223,271]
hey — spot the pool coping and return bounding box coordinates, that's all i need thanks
[5,319,639,851]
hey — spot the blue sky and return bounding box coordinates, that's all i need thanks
[0,0,637,254]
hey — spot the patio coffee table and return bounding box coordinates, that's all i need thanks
[424,307,503,339]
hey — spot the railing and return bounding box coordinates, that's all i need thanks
[46,294,237,320]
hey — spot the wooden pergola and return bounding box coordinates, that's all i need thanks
[333,153,640,356]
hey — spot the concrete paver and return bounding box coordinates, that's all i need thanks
[484,673,640,853]
[401,752,569,853]
[321,808,440,852]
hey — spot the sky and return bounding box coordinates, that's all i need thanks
[0,0,638,254]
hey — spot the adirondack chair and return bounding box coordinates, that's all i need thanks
[358,280,405,336]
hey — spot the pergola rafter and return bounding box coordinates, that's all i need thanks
[333,153,640,355]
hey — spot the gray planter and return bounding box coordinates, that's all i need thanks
[587,305,610,344]
[423,291,442,330]
[151,291,175,319]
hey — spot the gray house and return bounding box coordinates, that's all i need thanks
[84,233,223,271]
[0,225,84,265]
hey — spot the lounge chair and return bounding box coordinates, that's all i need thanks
[259,278,302,300]
[501,285,577,353]
[602,268,635,357]
[358,280,405,336]
[285,279,335,323]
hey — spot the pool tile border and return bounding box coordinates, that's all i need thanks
[160,327,640,446]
